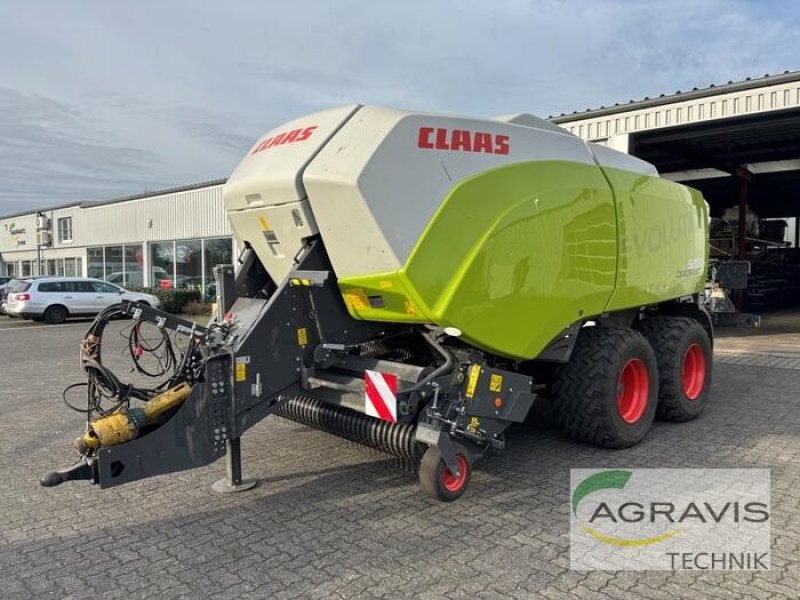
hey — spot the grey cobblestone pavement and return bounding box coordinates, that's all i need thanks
[0,317,798,599]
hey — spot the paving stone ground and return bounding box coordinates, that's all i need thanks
[0,316,798,599]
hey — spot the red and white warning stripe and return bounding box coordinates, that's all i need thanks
[364,370,398,423]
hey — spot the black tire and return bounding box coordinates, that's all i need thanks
[44,305,68,324]
[636,316,712,422]
[419,442,471,501]
[552,326,658,448]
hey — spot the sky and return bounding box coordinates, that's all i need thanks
[0,0,798,215]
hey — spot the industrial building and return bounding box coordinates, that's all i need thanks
[2,70,799,309]
[554,70,800,311]
[0,179,233,294]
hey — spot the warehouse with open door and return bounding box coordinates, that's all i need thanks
[553,71,800,333]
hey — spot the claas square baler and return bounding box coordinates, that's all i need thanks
[42,105,713,500]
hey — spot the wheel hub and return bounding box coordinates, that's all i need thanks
[441,455,468,492]
[681,343,707,400]
[617,358,649,424]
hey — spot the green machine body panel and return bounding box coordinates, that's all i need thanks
[338,160,708,360]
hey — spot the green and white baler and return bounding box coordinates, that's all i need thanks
[43,105,712,500]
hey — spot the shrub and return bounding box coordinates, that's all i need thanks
[183,301,213,316]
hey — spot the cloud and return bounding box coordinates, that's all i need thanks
[0,0,798,214]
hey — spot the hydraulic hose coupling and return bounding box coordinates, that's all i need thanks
[74,383,193,455]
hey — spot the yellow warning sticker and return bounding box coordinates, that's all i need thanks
[379,280,393,289]
[489,373,503,393]
[344,289,370,311]
[404,298,417,316]
[235,362,247,382]
[468,416,480,433]
[258,216,272,231]
[297,327,308,347]
[465,365,481,399]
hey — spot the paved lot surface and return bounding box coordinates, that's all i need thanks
[0,314,798,599]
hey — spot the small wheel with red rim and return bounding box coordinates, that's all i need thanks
[637,316,712,422]
[419,442,472,501]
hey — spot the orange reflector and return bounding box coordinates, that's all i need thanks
[494,397,503,409]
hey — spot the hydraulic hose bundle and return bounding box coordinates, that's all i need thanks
[63,303,204,455]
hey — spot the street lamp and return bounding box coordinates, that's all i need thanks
[36,211,46,276]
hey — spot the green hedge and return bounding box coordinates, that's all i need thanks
[128,287,201,314]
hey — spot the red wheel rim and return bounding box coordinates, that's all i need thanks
[681,343,707,400]
[617,358,649,424]
[441,456,468,492]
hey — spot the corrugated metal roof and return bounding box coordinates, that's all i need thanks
[0,178,228,220]
[550,70,800,123]
[0,201,83,220]
[86,178,227,207]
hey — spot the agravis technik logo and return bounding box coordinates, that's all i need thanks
[570,469,770,571]
[572,470,682,547]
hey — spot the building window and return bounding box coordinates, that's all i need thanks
[57,217,73,243]
[733,98,740,114]
[87,247,104,279]
[123,245,144,287]
[6,263,15,276]
[64,257,82,277]
[87,245,143,286]
[204,238,234,301]
[21,261,32,277]
[104,246,124,280]
[148,238,232,296]
[687,106,694,120]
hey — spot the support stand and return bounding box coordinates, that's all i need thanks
[212,438,257,493]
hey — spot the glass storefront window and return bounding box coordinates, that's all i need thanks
[87,247,103,279]
[6,263,15,276]
[21,261,32,277]
[124,245,144,287]
[203,238,233,301]
[65,258,77,277]
[149,242,174,288]
[175,240,202,291]
[104,246,124,280]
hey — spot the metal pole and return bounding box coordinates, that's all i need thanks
[734,168,749,311]
[211,437,256,493]
[795,215,799,249]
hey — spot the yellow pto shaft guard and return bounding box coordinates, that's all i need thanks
[75,383,193,455]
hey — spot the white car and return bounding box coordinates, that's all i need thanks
[4,277,160,324]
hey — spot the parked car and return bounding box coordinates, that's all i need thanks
[106,267,171,288]
[4,277,160,324]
